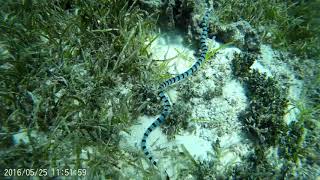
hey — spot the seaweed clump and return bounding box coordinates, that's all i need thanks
[280,120,305,163]
[163,102,191,139]
[229,69,291,178]
[130,84,159,117]
[241,70,289,146]
[232,52,257,78]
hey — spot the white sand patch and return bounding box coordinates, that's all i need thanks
[219,131,244,149]
[251,45,273,76]
[222,79,248,112]
[216,46,242,63]
[167,88,178,104]
[251,61,272,77]
[12,129,30,145]
[174,134,213,161]
[149,34,195,75]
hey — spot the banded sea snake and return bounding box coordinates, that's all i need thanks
[141,8,211,173]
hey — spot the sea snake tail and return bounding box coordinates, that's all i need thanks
[141,8,211,176]
[141,91,171,166]
[159,9,211,90]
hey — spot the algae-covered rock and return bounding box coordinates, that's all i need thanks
[213,21,261,53]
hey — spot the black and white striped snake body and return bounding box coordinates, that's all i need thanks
[141,8,211,172]
[141,91,171,166]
